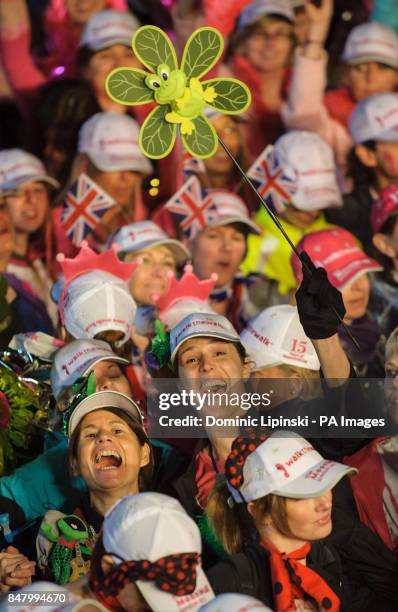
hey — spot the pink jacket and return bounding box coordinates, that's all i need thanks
[281,50,353,180]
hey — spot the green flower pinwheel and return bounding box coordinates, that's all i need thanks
[106,26,251,159]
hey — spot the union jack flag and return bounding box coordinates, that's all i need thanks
[183,151,206,178]
[61,173,115,246]
[164,176,218,239]
[247,146,296,214]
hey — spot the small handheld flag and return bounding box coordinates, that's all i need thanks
[246,145,296,213]
[164,176,218,239]
[61,173,116,247]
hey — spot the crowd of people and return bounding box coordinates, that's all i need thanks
[0,0,398,610]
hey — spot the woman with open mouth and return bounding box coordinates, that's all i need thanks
[36,389,153,586]
[148,311,254,555]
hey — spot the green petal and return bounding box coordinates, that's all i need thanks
[106,68,154,105]
[139,105,176,159]
[202,78,251,114]
[182,115,218,159]
[133,26,177,73]
[181,27,224,80]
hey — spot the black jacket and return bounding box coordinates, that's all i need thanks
[207,539,391,611]
[327,477,398,609]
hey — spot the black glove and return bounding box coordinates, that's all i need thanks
[295,251,346,340]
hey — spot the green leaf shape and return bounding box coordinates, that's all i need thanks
[140,105,176,159]
[181,27,224,81]
[106,68,154,106]
[202,78,251,114]
[133,26,177,73]
[182,115,218,158]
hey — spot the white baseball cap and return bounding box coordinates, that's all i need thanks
[349,93,398,144]
[200,594,273,612]
[9,332,64,363]
[170,312,240,364]
[205,191,261,235]
[68,390,143,437]
[78,112,153,174]
[110,221,190,266]
[238,0,294,29]
[51,339,129,401]
[162,298,216,330]
[228,431,357,503]
[272,131,342,211]
[62,271,137,346]
[240,305,320,371]
[80,10,140,51]
[342,22,398,68]
[102,493,214,610]
[0,149,59,192]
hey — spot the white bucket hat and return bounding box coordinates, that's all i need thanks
[240,305,320,371]
[109,221,190,266]
[170,312,240,364]
[68,390,143,438]
[0,149,59,192]
[80,10,140,51]
[102,493,214,611]
[51,339,129,401]
[228,431,357,503]
[78,113,152,174]
[62,270,137,346]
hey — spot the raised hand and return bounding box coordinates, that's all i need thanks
[304,0,334,46]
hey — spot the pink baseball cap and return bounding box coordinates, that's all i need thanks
[371,183,398,233]
[78,112,152,174]
[342,22,398,68]
[291,228,382,290]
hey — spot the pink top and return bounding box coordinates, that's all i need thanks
[281,50,353,180]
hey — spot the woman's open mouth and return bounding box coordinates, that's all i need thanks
[199,380,228,394]
[94,449,122,471]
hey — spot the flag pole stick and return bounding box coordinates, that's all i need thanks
[217,136,360,351]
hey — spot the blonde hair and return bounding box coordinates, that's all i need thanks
[279,364,320,401]
[206,484,290,555]
[385,326,398,362]
[253,363,320,401]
